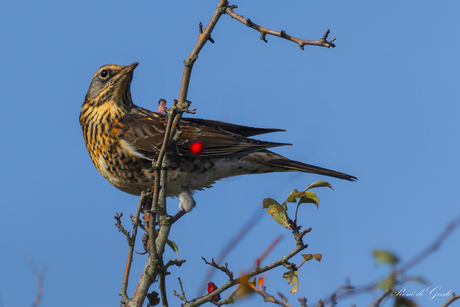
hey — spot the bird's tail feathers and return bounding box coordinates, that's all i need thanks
[263,158,357,181]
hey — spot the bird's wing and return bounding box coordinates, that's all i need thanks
[183,117,286,137]
[119,110,290,159]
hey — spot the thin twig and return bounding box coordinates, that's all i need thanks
[114,213,131,240]
[321,214,460,305]
[159,258,169,307]
[198,210,263,296]
[298,297,307,307]
[120,192,149,302]
[254,235,283,269]
[224,6,336,49]
[188,243,307,307]
[441,292,460,307]
[174,278,189,304]
[27,255,46,307]
[177,0,228,109]
[201,257,233,279]
[369,288,391,307]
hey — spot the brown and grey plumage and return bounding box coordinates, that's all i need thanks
[79,62,356,212]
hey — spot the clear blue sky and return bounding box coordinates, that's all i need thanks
[1,1,459,306]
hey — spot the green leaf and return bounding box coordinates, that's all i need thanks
[305,180,334,191]
[283,267,299,293]
[166,239,180,260]
[282,189,300,209]
[298,191,320,208]
[372,249,399,265]
[376,273,396,291]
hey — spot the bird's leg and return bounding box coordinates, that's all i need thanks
[171,209,187,224]
[178,189,196,212]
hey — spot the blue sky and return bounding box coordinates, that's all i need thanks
[1,1,459,306]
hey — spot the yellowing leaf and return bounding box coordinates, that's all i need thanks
[263,198,280,209]
[282,267,299,293]
[238,275,256,297]
[264,198,290,228]
[267,205,283,215]
[270,210,291,228]
[305,180,334,191]
[313,253,322,262]
[302,254,313,261]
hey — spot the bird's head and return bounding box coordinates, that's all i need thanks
[84,62,139,108]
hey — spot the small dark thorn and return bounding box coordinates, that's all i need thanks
[299,45,305,51]
[229,4,238,9]
[280,30,286,37]
[260,32,267,43]
[199,22,203,34]
[246,18,253,26]
[209,37,215,43]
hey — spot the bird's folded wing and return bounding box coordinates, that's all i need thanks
[119,111,290,159]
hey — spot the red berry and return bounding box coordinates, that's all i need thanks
[207,282,220,302]
[190,141,204,155]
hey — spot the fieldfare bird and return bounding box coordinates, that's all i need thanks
[80,62,356,213]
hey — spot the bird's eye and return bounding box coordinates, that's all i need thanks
[100,70,109,78]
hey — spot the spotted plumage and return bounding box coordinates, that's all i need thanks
[80,62,356,212]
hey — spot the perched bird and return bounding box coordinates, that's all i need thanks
[80,62,356,213]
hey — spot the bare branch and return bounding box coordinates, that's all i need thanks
[201,257,234,279]
[120,192,149,302]
[441,292,460,307]
[369,288,391,307]
[321,214,460,305]
[174,278,189,304]
[188,243,307,307]
[177,0,228,109]
[249,284,294,307]
[298,297,307,307]
[198,210,262,296]
[224,6,336,49]
[254,235,283,269]
[27,255,46,307]
[165,259,186,270]
[114,213,131,240]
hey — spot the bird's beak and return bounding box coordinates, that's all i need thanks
[122,62,139,75]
